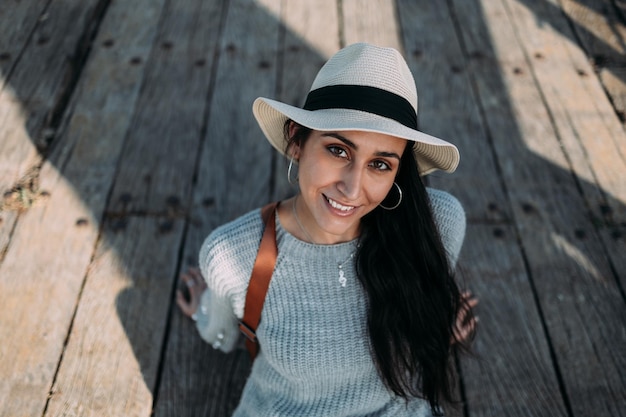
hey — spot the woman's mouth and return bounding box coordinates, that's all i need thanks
[324,195,356,212]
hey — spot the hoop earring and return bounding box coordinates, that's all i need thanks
[287,156,298,185]
[379,182,402,210]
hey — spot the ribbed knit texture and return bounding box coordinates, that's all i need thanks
[196,188,465,417]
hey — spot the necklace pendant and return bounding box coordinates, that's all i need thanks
[338,268,347,287]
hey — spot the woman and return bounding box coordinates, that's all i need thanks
[177,43,477,416]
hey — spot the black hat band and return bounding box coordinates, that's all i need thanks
[303,84,417,129]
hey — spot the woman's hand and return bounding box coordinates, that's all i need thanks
[176,267,208,319]
[452,291,478,345]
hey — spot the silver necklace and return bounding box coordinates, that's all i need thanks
[337,252,355,287]
[292,196,357,287]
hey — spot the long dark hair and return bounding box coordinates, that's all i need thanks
[285,121,470,413]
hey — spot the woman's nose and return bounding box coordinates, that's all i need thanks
[338,166,362,200]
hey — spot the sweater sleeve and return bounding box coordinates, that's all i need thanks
[193,286,240,353]
[194,210,264,353]
[427,188,466,269]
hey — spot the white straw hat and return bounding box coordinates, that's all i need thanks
[252,43,459,175]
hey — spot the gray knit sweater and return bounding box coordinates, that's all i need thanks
[195,188,466,416]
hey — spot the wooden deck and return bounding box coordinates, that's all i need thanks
[1,0,625,415]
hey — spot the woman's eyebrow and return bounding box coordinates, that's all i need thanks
[322,132,357,149]
[321,132,401,161]
[376,151,401,161]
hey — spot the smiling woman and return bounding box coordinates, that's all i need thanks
[286,127,406,244]
[176,43,477,417]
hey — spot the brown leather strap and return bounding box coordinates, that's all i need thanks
[239,202,279,360]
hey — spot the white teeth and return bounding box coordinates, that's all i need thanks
[327,197,354,212]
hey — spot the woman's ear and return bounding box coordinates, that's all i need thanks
[288,120,299,139]
[289,144,301,160]
[287,121,301,159]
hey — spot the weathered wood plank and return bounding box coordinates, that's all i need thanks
[47,0,228,414]
[557,0,626,121]
[0,0,166,414]
[599,65,626,122]
[0,0,49,87]
[457,225,568,416]
[508,0,626,290]
[451,0,626,413]
[105,0,228,216]
[278,0,340,96]
[342,0,402,49]
[0,183,100,417]
[0,0,109,273]
[558,0,626,58]
[271,0,340,201]
[0,85,40,198]
[46,217,184,417]
[396,0,510,224]
[154,0,282,414]
[0,0,106,197]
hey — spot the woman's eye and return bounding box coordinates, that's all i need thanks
[371,160,391,171]
[327,146,348,158]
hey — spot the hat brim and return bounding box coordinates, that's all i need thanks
[253,97,460,175]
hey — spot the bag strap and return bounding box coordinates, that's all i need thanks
[239,202,279,360]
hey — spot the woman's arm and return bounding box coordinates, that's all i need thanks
[426,188,479,344]
[176,268,241,353]
[427,187,466,269]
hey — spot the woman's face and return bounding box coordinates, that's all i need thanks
[291,124,407,244]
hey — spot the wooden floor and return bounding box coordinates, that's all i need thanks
[1,0,625,415]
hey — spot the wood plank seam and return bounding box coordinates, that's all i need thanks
[40,249,94,417]
[510,226,576,417]
[135,4,232,402]
[154,0,283,412]
[39,0,115,154]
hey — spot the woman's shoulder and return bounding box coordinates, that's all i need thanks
[426,188,466,267]
[198,208,266,293]
[426,187,464,217]
[200,208,264,262]
[208,208,264,243]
